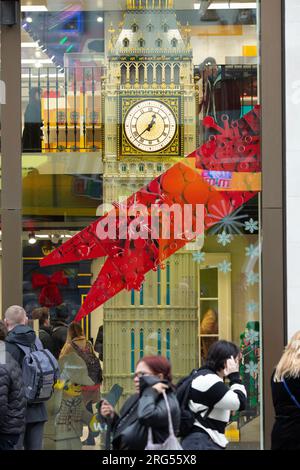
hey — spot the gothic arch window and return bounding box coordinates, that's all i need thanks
[138,38,145,48]
[147,63,153,84]
[131,23,139,32]
[121,64,127,84]
[129,64,136,84]
[162,23,169,33]
[139,163,145,172]
[156,64,162,84]
[156,38,163,48]
[171,37,178,47]
[138,64,144,84]
[147,23,154,32]
[165,63,171,84]
[174,63,180,84]
[123,37,129,47]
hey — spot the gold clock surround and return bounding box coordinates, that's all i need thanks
[118,93,183,160]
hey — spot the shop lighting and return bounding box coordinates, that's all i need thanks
[28,233,37,245]
[208,2,256,9]
[194,3,201,9]
[97,16,103,22]
[21,6,48,12]
[22,59,52,64]
[35,235,49,239]
[21,42,39,48]
[26,16,33,23]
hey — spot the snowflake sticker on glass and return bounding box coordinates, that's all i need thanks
[244,218,259,233]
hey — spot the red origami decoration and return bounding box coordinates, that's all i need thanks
[32,271,69,307]
[40,106,261,321]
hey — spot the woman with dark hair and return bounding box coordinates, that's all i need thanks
[22,87,43,152]
[100,355,181,450]
[181,340,247,450]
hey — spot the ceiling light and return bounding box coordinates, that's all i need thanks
[21,6,48,12]
[208,2,257,9]
[28,233,37,245]
[21,42,39,48]
[194,3,201,9]
[51,233,61,244]
[22,59,52,64]
[26,16,33,23]
[97,16,103,23]
[35,234,49,239]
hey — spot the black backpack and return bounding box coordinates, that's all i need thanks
[176,368,211,437]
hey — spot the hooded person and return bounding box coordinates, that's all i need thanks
[4,305,48,450]
[51,303,70,359]
[22,86,43,153]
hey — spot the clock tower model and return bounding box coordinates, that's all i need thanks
[96,0,199,403]
[102,0,198,203]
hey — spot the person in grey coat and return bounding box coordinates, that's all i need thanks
[4,305,48,450]
[0,321,26,450]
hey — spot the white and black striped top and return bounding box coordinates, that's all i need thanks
[188,368,247,448]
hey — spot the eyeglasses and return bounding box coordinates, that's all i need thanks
[133,372,150,379]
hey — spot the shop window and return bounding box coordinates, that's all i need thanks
[131,288,135,305]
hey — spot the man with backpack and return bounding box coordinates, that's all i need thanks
[5,305,59,450]
[177,340,247,450]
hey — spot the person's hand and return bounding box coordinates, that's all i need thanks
[152,383,169,394]
[100,400,115,418]
[224,356,239,377]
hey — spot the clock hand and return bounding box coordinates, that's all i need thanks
[132,114,157,144]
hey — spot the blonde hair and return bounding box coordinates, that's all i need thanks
[59,322,85,359]
[274,331,300,381]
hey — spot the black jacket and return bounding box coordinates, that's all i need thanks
[51,321,68,359]
[39,325,55,356]
[271,372,300,450]
[5,325,48,424]
[111,376,181,450]
[0,341,26,436]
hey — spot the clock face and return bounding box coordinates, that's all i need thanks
[124,99,177,153]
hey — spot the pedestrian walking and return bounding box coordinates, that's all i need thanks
[180,340,247,450]
[0,321,26,450]
[271,331,300,450]
[100,355,181,450]
[31,307,55,356]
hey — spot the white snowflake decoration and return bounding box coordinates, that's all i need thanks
[218,260,232,273]
[245,361,258,378]
[192,251,206,263]
[245,244,260,258]
[245,329,260,345]
[246,301,259,314]
[246,271,260,286]
[244,218,259,234]
[217,231,232,246]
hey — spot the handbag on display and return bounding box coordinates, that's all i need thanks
[145,391,183,451]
